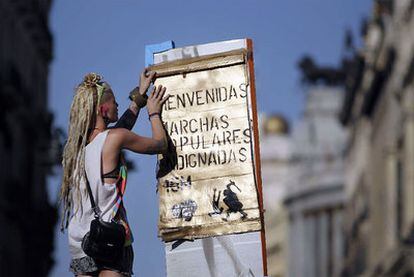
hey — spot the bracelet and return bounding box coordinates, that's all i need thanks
[129,86,148,108]
[148,112,161,120]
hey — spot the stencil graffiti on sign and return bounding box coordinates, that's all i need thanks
[223,180,248,220]
[171,199,198,221]
[208,188,224,217]
[208,180,248,221]
[163,175,192,193]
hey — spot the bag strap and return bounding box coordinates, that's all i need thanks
[110,155,128,219]
[84,172,101,218]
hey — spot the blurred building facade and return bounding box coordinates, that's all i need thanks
[339,1,414,276]
[260,114,292,277]
[283,86,348,277]
[0,0,57,276]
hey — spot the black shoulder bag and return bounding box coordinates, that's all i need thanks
[81,176,126,263]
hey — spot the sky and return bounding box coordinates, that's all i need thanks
[47,0,372,276]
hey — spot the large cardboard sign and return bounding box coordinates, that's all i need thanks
[150,45,262,242]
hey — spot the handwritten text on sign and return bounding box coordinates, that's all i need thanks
[156,63,261,241]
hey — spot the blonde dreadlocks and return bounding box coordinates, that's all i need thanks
[60,73,111,231]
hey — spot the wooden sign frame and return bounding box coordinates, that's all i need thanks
[149,39,267,276]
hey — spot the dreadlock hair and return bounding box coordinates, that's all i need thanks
[60,72,111,231]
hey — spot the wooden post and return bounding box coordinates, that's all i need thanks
[246,38,268,276]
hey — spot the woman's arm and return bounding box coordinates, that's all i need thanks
[113,102,139,130]
[116,129,167,154]
[116,85,169,154]
[112,69,156,130]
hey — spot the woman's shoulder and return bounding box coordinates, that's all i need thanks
[106,128,146,151]
[107,127,129,138]
[105,128,132,147]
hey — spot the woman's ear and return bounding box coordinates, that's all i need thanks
[100,105,109,116]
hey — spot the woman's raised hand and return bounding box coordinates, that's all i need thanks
[139,68,156,96]
[147,85,168,115]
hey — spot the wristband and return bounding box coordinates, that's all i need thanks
[129,86,148,108]
[148,112,160,120]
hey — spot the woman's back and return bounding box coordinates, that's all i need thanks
[68,130,121,259]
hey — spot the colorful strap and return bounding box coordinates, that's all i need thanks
[110,154,133,245]
[111,160,127,218]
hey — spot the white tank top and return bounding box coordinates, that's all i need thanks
[67,130,122,259]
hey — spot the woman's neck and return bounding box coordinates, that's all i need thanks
[94,115,108,131]
[89,116,107,142]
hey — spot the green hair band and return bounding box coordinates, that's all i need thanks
[96,83,105,114]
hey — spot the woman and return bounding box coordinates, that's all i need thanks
[60,70,169,276]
